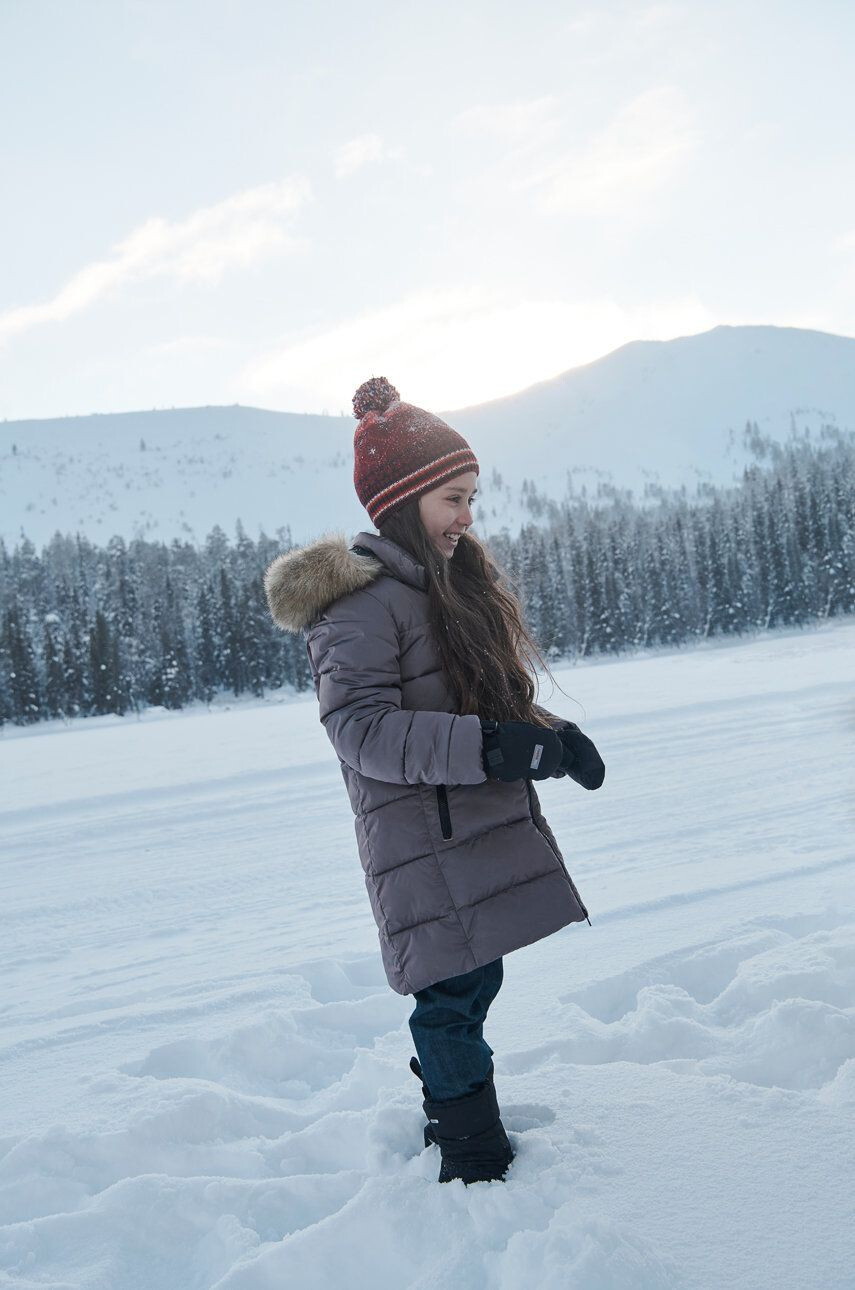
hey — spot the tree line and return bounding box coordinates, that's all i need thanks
[1,425,852,727]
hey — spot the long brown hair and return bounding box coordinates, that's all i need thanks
[378,498,562,726]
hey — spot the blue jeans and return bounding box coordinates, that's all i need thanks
[408,958,504,1101]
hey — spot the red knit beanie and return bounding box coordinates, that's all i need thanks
[352,377,479,526]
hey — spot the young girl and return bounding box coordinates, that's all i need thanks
[264,377,604,1186]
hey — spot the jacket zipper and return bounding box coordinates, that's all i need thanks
[435,785,453,839]
[526,782,592,925]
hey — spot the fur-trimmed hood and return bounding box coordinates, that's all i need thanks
[263,529,428,633]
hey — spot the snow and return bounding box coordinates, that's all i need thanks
[1,618,853,1289]
[3,324,854,551]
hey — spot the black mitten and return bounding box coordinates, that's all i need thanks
[480,720,564,782]
[557,723,605,790]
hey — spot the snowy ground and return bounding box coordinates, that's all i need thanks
[1,619,854,1289]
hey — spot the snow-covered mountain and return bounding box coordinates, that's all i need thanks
[2,323,853,550]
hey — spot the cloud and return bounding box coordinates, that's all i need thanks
[141,335,234,358]
[635,3,683,28]
[453,96,562,148]
[333,133,404,178]
[831,229,855,253]
[239,284,717,414]
[0,176,312,343]
[514,85,699,216]
[564,3,683,44]
[829,230,855,299]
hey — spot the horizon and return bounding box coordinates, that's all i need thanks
[4,320,854,426]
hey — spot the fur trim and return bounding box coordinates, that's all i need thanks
[263,530,383,633]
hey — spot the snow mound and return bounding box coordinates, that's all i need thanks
[510,916,855,1090]
[1,909,852,1289]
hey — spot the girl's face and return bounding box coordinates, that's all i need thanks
[418,470,479,559]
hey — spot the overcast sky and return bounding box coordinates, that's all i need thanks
[2,0,854,421]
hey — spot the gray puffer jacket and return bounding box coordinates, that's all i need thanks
[264,529,590,995]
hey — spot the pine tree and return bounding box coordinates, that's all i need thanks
[194,582,219,702]
[43,618,65,718]
[2,602,42,722]
[88,609,113,714]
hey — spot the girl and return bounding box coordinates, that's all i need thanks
[264,377,604,1186]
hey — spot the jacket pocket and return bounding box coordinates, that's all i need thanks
[435,785,453,840]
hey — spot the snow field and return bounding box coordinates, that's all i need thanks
[2,915,853,1289]
[1,618,853,1288]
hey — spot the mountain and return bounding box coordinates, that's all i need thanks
[1,323,853,550]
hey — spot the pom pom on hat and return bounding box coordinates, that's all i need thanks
[352,376,400,421]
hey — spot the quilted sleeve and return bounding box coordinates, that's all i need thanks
[305,593,487,786]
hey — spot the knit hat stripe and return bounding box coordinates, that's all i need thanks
[371,453,479,522]
[366,447,477,512]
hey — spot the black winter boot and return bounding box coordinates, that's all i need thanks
[409,1055,515,1184]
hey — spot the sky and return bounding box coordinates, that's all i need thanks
[2,0,854,422]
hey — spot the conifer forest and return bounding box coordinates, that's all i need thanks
[1,426,853,727]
